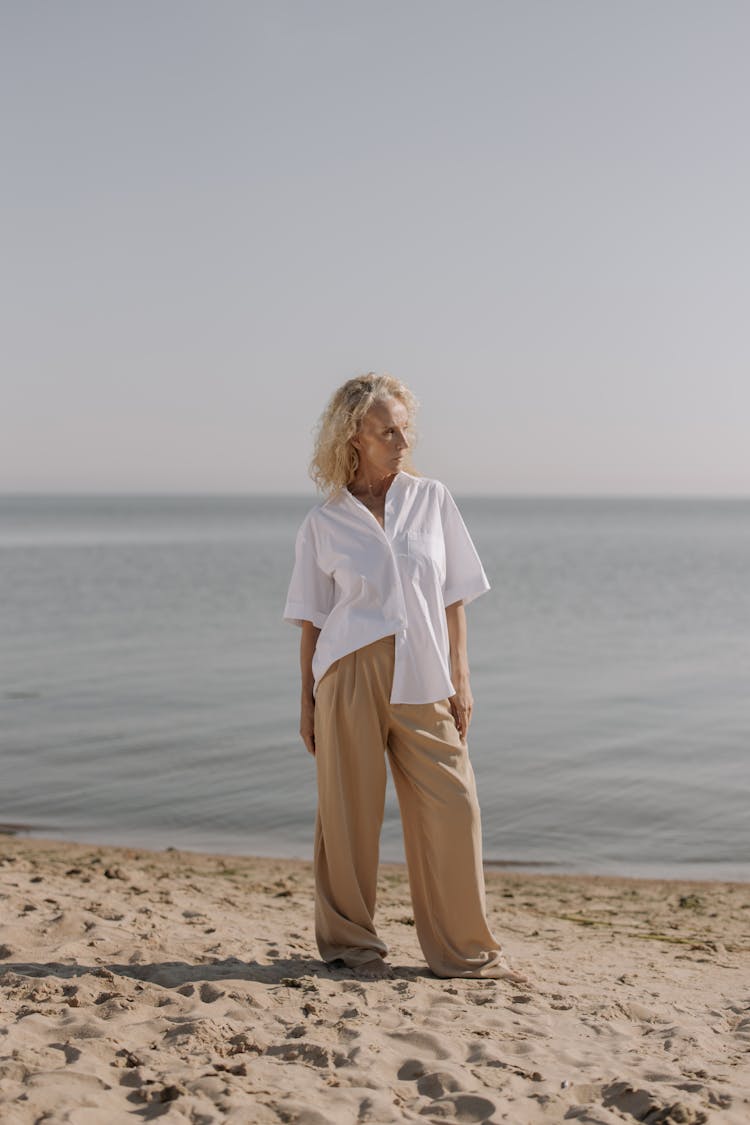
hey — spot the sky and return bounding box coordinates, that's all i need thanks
[2,0,749,496]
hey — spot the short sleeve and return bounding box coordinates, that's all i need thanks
[283,517,335,629]
[439,486,491,608]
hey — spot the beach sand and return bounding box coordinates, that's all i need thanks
[1,837,748,1124]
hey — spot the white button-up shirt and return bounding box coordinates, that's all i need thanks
[283,472,490,704]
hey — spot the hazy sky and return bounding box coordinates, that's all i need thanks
[3,1,749,495]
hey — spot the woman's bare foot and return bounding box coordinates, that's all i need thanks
[356,957,394,980]
[484,960,532,986]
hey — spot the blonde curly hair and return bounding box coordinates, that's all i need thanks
[310,373,419,494]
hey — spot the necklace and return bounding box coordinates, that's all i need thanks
[351,472,392,502]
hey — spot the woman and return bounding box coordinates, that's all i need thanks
[284,374,528,983]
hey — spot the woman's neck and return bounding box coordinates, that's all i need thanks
[349,470,396,499]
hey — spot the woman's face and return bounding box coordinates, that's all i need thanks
[352,395,410,479]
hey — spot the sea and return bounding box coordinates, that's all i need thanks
[1,493,749,882]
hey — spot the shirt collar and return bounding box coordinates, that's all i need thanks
[335,471,406,530]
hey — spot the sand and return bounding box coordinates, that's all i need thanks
[1,836,748,1124]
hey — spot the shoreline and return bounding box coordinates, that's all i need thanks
[1,836,749,1123]
[2,823,749,886]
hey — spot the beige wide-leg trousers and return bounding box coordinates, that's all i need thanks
[313,634,506,978]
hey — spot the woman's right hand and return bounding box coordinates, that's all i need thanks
[300,693,316,756]
[299,621,320,757]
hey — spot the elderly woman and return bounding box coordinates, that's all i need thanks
[284,374,528,983]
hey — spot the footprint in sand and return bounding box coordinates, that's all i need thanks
[419,1093,496,1121]
[48,909,91,937]
[389,1029,453,1060]
[415,1070,464,1098]
[199,982,226,1004]
[602,1080,708,1124]
[49,1041,82,1064]
[265,1041,340,1069]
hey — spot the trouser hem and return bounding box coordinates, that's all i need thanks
[323,950,386,969]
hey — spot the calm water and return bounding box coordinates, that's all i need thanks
[1,494,749,881]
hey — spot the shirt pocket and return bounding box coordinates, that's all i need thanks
[406,529,443,563]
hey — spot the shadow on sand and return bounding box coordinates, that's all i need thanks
[0,956,430,987]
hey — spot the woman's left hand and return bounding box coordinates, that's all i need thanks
[448,675,474,740]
